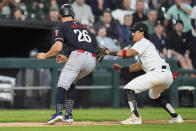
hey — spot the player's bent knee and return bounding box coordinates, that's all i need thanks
[124,86,140,94]
[124,85,136,91]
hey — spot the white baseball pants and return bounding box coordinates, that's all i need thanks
[124,66,173,99]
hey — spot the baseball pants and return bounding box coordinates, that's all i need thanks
[124,66,173,99]
[57,50,96,90]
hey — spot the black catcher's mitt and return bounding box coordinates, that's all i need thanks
[94,47,106,62]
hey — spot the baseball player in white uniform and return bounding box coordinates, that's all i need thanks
[106,23,183,124]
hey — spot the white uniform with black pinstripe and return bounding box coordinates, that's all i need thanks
[124,38,173,99]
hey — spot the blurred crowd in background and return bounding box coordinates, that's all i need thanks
[1,0,196,70]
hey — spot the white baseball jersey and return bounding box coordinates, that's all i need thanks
[131,38,168,73]
[124,38,173,99]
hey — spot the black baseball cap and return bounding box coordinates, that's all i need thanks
[128,23,149,38]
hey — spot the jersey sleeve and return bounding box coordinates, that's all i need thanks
[131,41,148,55]
[54,26,64,43]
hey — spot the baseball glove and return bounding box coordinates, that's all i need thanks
[94,47,106,62]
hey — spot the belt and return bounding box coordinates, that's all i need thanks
[150,66,167,71]
[77,50,96,57]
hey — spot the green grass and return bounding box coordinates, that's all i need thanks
[0,108,195,122]
[1,124,196,131]
[0,108,196,131]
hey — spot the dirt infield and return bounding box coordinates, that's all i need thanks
[0,120,196,127]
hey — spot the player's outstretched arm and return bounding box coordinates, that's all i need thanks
[106,49,138,58]
[37,41,63,60]
[113,61,142,73]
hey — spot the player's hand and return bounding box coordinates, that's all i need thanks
[37,53,47,60]
[113,63,121,71]
[56,54,68,63]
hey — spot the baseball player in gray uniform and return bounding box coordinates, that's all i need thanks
[37,4,97,125]
[106,23,183,124]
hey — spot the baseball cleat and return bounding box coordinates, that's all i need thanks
[63,113,74,124]
[121,114,142,125]
[169,115,184,123]
[46,112,63,125]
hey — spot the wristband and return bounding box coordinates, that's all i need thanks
[123,50,127,58]
[121,67,129,72]
[109,51,118,56]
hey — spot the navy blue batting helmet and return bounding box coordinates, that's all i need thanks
[59,4,75,18]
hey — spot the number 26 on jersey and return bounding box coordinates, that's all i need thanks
[74,29,92,43]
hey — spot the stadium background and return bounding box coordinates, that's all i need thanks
[0,0,195,124]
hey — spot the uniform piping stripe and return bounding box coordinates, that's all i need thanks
[55,38,64,41]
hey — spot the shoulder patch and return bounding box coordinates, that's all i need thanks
[55,30,60,37]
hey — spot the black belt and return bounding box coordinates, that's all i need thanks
[150,66,167,71]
